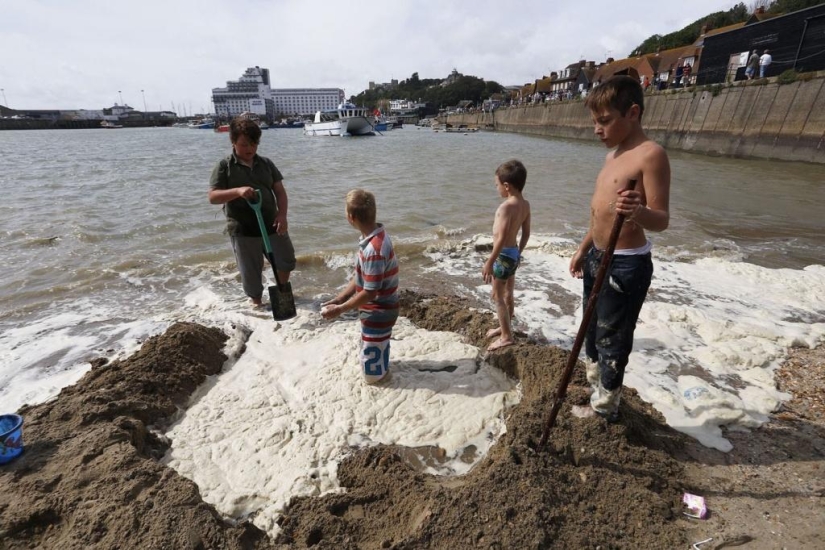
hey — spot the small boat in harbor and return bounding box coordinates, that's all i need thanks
[187,118,215,129]
[271,118,305,129]
[100,120,123,129]
[303,103,374,137]
[215,124,230,133]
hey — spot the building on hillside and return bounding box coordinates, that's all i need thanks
[270,88,345,116]
[212,66,275,120]
[696,3,825,84]
[369,80,398,90]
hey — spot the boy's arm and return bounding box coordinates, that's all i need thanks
[617,146,670,232]
[323,278,357,306]
[321,280,379,319]
[518,207,531,255]
[569,229,593,278]
[273,180,289,234]
[482,206,507,283]
[208,161,256,204]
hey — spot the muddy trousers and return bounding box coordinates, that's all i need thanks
[582,247,653,415]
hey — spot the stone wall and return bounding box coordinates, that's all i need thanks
[448,75,825,164]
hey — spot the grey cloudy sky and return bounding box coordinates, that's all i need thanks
[1,0,736,113]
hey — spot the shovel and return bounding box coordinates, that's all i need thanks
[246,190,297,321]
[538,179,638,449]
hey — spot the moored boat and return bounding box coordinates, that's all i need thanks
[100,120,123,129]
[303,103,374,137]
[188,118,215,129]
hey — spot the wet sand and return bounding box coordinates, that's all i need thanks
[1,291,822,549]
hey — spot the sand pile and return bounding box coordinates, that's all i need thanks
[0,292,693,549]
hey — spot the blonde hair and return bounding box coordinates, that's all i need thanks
[346,189,376,224]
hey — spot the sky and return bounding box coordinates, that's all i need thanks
[1,0,739,113]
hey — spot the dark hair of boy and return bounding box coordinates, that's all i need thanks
[585,75,645,121]
[229,117,262,144]
[346,189,377,224]
[495,159,527,191]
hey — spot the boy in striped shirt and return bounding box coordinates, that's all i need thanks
[321,189,399,384]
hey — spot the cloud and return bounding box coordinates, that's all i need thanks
[0,0,733,110]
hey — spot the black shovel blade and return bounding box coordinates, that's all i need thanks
[268,282,296,321]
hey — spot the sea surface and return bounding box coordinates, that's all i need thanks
[2,125,825,452]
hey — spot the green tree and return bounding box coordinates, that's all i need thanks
[630,3,749,56]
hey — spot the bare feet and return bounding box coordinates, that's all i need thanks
[250,297,264,308]
[487,338,514,352]
[485,327,502,339]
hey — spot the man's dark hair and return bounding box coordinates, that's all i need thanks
[495,159,527,191]
[585,75,645,120]
[229,117,261,144]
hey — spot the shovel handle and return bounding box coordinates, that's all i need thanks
[246,190,274,256]
[538,179,638,449]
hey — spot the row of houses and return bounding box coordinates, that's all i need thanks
[513,4,825,102]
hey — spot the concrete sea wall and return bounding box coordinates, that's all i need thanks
[448,75,825,164]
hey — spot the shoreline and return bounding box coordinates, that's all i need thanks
[1,291,822,548]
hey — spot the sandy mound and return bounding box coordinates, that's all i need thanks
[10,291,820,548]
[0,322,272,549]
[274,291,688,548]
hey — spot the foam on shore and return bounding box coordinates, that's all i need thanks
[425,235,825,451]
[164,296,519,536]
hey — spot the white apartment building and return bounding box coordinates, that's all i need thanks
[212,67,345,119]
[212,66,275,119]
[270,88,345,117]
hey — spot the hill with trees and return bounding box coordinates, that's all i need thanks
[630,0,824,56]
[351,71,504,111]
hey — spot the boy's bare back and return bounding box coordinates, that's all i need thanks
[494,196,531,248]
[590,139,669,250]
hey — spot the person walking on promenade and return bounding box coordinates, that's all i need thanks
[482,159,531,352]
[569,75,671,422]
[208,117,296,308]
[746,50,759,80]
[759,49,772,78]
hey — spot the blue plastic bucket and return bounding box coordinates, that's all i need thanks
[0,414,24,464]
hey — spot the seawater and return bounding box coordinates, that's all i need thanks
[1,126,824,452]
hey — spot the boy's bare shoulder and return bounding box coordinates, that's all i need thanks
[638,139,668,160]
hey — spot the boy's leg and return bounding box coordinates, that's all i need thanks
[269,232,297,284]
[589,254,653,418]
[360,308,399,384]
[230,235,265,304]
[506,275,516,320]
[488,277,514,351]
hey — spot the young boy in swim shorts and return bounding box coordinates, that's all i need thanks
[482,159,531,352]
[569,75,671,422]
[321,189,399,384]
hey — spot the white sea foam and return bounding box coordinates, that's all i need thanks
[427,234,825,451]
[164,292,519,535]
[0,300,164,412]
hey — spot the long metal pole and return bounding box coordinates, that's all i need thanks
[1,88,7,107]
[141,89,147,114]
[538,179,637,450]
[118,90,123,105]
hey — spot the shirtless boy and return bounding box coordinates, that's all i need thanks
[569,75,671,422]
[482,159,531,352]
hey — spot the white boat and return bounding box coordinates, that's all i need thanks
[303,103,374,136]
[100,120,123,129]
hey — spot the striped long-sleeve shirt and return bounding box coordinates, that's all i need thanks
[356,224,399,312]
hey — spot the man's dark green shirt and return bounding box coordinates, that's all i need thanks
[209,153,284,237]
